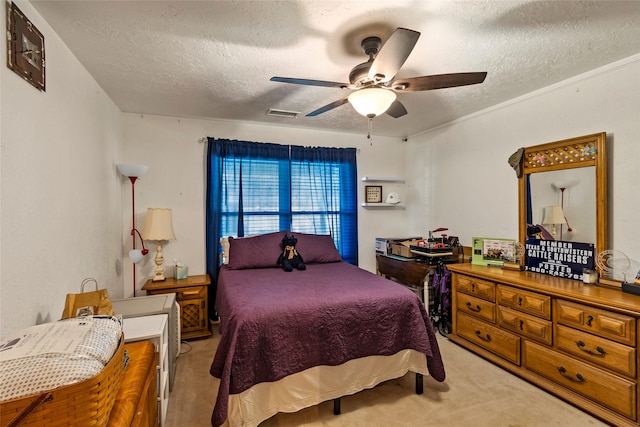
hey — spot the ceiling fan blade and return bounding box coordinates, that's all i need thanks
[306,98,349,117]
[368,28,420,83]
[385,100,408,118]
[270,76,349,89]
[391,72,488,92]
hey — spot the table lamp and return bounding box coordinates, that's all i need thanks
[542,205,567,239]
[141,208,176,281]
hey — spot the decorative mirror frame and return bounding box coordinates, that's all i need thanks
[518,132,608,280]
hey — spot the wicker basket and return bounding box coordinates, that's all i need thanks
[0,335,125,427]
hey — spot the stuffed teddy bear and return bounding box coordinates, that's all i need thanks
[277,234,306,272]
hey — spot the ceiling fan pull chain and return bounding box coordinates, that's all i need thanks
[367,117,373,145]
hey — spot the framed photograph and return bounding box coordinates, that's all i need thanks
[471,237,517,266]
[365,185,382,203]
[6,2,46,91]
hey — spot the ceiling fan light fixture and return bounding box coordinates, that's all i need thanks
[348,88,396,118]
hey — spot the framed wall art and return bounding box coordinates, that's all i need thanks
[365,185,382,203]
[6,2,46,91]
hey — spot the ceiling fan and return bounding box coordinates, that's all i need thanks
[271,27,487,119]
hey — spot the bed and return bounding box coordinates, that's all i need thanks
[210,231,446,427]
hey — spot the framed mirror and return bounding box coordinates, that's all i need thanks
[518,132,607,280]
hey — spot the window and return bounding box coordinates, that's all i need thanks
[205,138,358,315]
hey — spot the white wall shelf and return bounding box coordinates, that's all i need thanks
[361,176,405,183]
[362,176,405,208]
[361,203,405,209]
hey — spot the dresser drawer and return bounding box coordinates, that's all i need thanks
[497,285,551,320]
[457,311,520,364]
[555,324,636,378]
[497,306,552,345]
[173,286,207,301]
[524,340,636,420]
[456,292,495,323]
[455,275,495,302]
[555,299,635,346]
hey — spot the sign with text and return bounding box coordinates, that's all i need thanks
[525,239,595,280]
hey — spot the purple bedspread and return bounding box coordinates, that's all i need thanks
[210,262,445,427]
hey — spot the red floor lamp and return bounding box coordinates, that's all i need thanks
[117,163,149,297]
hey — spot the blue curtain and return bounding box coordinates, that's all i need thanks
[205,138,358,318]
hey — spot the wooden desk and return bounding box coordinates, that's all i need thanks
[376,254,433,307]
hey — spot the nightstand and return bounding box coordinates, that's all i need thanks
[142,275,212,340]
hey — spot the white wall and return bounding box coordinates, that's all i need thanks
[1,1,123,336]
[120,114,406,296]
[406,55,640,270]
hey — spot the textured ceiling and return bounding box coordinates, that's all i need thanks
[31,0,640,138]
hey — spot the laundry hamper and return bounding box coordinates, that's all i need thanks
[0,318,125,427]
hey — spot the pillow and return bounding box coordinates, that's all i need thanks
[291,232,342,264]
[219,237,230,264]
[227,231,287,270]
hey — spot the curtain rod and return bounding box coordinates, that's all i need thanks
[199,137,360,153]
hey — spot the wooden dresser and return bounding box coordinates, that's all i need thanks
[447,263,640,426]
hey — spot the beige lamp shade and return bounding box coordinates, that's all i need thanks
[542,205,567,225]
[141,208,176,241]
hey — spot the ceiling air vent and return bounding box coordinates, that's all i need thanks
[267,109,299,119]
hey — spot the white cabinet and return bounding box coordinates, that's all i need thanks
[123,314,169,427]
[112,293,180,391]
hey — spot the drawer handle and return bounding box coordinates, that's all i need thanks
[466,302,481,312]
[576,341,606,357]
[518,297,523,306]
[471,283,476,292]
[182,290,201,296]
[519,320,524,331]
[474,330,491,342]
[557,366,585,383]
[586,315,594,326]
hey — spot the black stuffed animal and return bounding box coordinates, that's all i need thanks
[277,234,306,272]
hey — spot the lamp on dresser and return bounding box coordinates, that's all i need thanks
[141,208,176,281]
[541,205,566,239]
[117,163,149,296]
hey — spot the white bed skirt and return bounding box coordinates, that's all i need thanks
[222,349,429,427]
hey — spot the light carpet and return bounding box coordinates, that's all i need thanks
[165,330,607,427]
